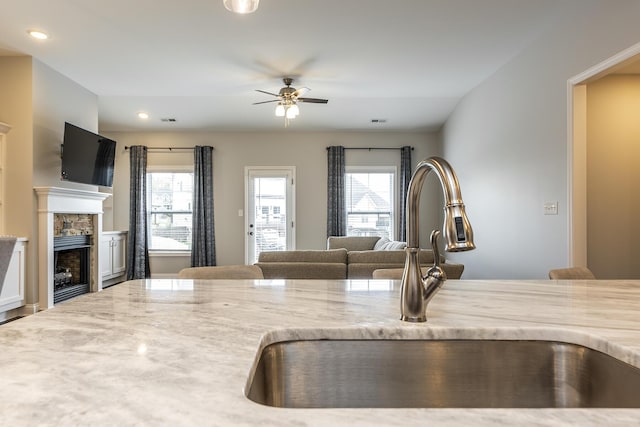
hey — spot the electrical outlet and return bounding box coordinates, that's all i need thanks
[544,201,558,215]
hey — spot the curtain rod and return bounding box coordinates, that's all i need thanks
[326,147,413,151]
[124,146,213,152]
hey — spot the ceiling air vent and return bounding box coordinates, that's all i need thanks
[161,118,177,122]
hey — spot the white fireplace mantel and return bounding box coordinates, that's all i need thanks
[35,187,111,310]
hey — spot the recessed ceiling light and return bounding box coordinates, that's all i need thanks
[137,112,149,119]
[27,30,49,40]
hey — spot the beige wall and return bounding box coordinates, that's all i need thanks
[105,130,442,275]
[0,56,33,237]
[586,74,640,279]
[0,56,36,305]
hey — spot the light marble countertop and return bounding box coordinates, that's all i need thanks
[1,278,640,426]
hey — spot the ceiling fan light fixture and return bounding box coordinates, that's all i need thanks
[255,78,327,127]
[223,0,259,14]
[286,104,299,119]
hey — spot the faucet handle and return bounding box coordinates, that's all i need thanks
[430,230,441,268]
[423,229,446,298]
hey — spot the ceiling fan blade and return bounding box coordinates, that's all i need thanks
[297,97,329,104]
[292,87,310,97]
[255,89,280,97]
[252,99,280,105]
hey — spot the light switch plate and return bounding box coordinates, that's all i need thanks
[544,201,558,215]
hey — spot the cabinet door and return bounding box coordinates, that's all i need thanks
[111,235,127,275]
[100,238,114,278]
[0,241,25,312]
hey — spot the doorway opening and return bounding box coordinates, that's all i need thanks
[568,41,640,277]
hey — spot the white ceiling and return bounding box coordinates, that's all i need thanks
[0,0,585,132]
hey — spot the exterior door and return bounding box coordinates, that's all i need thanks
[245,167,296,264]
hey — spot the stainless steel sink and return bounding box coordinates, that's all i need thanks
[246,339,640,408]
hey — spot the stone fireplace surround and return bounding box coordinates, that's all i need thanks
[35,187,111,310]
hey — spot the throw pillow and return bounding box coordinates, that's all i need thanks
[373,237,391,250]
[384,240,407,250]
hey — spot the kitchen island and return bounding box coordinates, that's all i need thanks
[1,278,640,426]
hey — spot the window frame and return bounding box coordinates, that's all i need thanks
[146,165,194,255]
[345,165,397,239]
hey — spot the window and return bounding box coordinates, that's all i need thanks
[147,171,193,251]
[345,167,395,239]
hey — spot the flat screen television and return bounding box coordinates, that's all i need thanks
[61,122,116,187]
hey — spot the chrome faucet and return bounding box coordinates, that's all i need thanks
[401,157,475,322]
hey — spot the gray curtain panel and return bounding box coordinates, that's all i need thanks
[327,145,346,237]
[126,145,151,279]
[398,146,412,241]
[191,145,216,267]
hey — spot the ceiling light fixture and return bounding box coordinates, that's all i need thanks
[137,112,149,119]
[276,100,299,127]
[27,30,49,40]
[254,78,328,127]
[286,103,299,118]
[223,0,259,14]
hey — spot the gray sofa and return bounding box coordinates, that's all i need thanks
[255,236,464,280]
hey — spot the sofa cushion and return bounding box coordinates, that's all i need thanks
[348,249,438,264]
[327,236,380,251]
[256,262,347,279]
[348,263,407,279]
[348,250,407,264]
[258,248,347,263]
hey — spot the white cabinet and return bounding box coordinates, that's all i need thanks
[101,231,127,285]
[0,238,27,314]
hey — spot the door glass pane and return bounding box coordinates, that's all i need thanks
[253,177,287,262]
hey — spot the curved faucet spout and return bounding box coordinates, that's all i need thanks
[405,157,475,251]
[400,157,475,322]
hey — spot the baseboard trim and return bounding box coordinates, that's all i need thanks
[20,303,39,315]
[0,303,39,324]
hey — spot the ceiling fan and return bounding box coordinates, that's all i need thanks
[253,78,328,125]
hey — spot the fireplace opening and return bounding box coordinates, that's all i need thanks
[53,235,91,304]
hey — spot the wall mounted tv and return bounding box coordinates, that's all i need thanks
[61,122,116,187]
